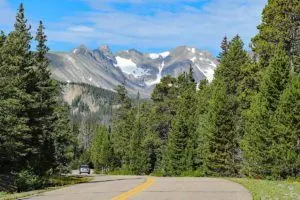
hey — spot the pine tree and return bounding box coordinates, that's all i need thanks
[251,0,300,68]
[197,79,239,176]
[270,74,300,178]
[111,85,134,169]
[242,46,291,178]
[164,117,189,176]
[151,76,178,141]
[0,3,34,173]
[162,70,197,175]
[28,21,62,175]
[218,36,229,61]
[195,79,211,170]
[91,126,112,173]
[215,35,249,95]
[196,37,249,176]
[128,94,147,174]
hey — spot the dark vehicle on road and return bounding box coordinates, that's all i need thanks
[79,165,90,174]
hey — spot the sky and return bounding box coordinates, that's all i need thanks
[0,0,267,55]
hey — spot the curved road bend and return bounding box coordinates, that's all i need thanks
[24,175,252,200]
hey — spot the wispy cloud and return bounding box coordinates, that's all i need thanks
[0,0,267,54]
[46,0,266,53]
[68,25,94,33]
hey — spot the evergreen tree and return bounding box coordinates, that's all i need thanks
[151,76,178,141]
[91,126,112,172]
[194,79,210,171]
[218,36,229,61]
[128,93,147,174]
[215,35,249,95]
[270,74,300,178]
[242,46,291,178]
[111,85,134,169]
[197,37,249,176]
[29,21,62,175]
[197,79,239,176]
[0,3,34,173]
[251,0,300,68]
[162,70,197,175]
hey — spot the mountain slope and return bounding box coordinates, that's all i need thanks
[48,45,218,97]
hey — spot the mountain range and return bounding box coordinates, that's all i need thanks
[47,45,218,97]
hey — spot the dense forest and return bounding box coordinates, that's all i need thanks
[0,0,299,192]
[87,0,300,179]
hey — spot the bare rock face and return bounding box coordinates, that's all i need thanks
[48,45,218,97]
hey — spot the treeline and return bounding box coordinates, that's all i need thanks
[0,4,73,190]
[89,0,300,179]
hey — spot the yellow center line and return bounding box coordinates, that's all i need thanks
[112,177,155,200]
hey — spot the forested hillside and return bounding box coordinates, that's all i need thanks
[86,0,300,179]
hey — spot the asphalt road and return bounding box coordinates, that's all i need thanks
[24,174,252,200]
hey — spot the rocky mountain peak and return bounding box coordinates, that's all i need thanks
[49,45,218,97]
[72,44,91,55]
[96,45,115,63]
[99,45,111,53]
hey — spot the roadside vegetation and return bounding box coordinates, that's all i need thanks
[230,178,300,200]
[0,176,92,200]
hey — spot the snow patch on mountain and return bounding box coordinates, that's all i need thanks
[148,53,160,59]
[187,47,196,54]
[115,56,149,78]
[195,63,214,83]
[73,49,78,54]
[146,61,165,86]
[115,56,137,73]
[191,56,197,62]
[148,51,170,59]
[160,51,170,58]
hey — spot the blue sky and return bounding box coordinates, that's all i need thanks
[0,0,267,55]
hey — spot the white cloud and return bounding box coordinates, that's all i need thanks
[0,0,267,53]
[68,25,94,33]
[45,0,267,53]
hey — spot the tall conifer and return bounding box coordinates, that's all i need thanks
[242,46,291,178]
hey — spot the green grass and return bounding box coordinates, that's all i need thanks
[230,178,300,200]
[48,176,92,186]
[0,176,92,200]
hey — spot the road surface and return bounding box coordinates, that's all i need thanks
[24,174,252,200]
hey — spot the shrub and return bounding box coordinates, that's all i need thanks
[14,170,44,192]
